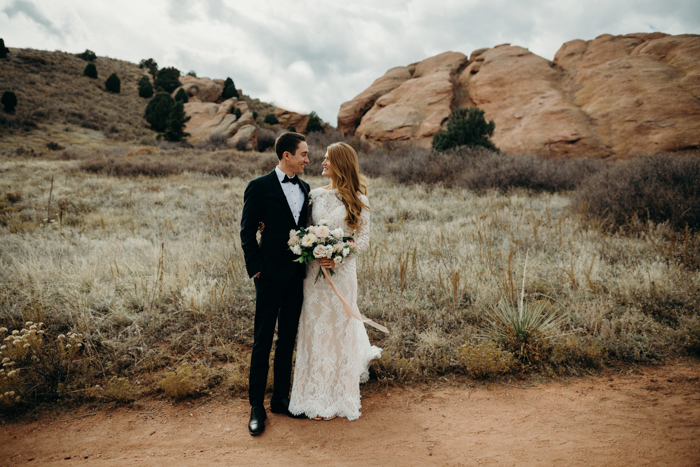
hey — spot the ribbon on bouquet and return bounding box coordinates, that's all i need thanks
[321,266,389,334]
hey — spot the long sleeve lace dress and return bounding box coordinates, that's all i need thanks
[288,188,382,420]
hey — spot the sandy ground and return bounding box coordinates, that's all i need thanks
[2,363,699,466]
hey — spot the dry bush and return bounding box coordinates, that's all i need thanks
[574,153,700,232]
[455,342,515,379]
[158,363,210,399]
[90,376,135,402]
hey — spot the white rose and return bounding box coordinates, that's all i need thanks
[342,247,350,257]
[331,228,344,238]
[333,256,343,264]
[319,219,328,225]
[325,245,334,258]
[291,244,302,255]
[287,236,300,247]
[301,233,318,247]
[333,243,344,252]
[313,245,327,259]
[316,225,330,239]
[289,229,298,239]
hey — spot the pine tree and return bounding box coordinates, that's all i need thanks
[174,88,189,103]
[105,73,121,93]
[0,39,9,59]
[139,58,158,77]
[1,91,17,113]
[264,113,279,125]
[83,63,97,79]
[305,111,324,134]
[78,49,96,61]
[155,67,182,94]
[432,107,497,152]
[145,93,175,132]
[222,77,239,99]
[138,76,154,98]
[234,108,242,119]
[163,101,191,141]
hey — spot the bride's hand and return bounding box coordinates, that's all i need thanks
[319,258,335,269]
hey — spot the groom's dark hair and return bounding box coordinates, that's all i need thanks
[275,132,306,160]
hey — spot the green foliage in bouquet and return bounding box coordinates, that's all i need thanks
[105,73,121,93]
[432,107,497,152]
[83,62,97,79]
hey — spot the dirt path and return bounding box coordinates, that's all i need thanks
[2,364,699,466]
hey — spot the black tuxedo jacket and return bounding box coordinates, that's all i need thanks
[240,170,310,280]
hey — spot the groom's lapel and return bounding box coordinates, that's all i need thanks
[269,170,297,226]
[298,179,309,228]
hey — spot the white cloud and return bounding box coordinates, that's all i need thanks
[1,0,698,124]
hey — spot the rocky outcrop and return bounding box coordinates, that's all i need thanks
[274,107,309,133]
[340,33,700,157]
[176,76,224,103]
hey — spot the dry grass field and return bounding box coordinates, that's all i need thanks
[1,143,699,412]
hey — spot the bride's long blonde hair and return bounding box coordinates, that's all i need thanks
[327,142,368,232]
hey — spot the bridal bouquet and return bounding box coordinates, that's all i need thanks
[288,220,356,279]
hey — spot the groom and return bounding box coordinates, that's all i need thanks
[240,132,310,436]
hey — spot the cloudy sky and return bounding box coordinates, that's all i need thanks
[2,0,699,123]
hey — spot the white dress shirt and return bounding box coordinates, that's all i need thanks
[275,166,304,225]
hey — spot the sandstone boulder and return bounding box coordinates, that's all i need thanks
[228,124,257,151]
[176,76,224,103]
[354,52,468,146]
[274,107,309,133]
[341,33,700,157]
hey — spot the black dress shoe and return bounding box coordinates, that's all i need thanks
[248,406,267,436]
[270,398,306,419]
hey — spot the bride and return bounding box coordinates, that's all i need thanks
[289,142,382,421]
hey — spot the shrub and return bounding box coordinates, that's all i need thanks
[222,77,238,99]
[233,108,242,119]
[256,127,276,152]
[253,111,258,120]
[138,76,154,98]
[105,73,120,93]
[0,39,9,59]
[155,67,182,94]
[432,107,497,152]
[263,113,279,125]
[174,88,189,103]
[90,376,135,402]
[573,153,700,232]
[186,70,197,77]
[305,111,324,133]
[455,342,515,379]
[78,49,96,62]
[139,58,158,76]
[145,93,174,132]
[158,363,209,399]
[288,126,296,132]
[163,101,191,142]
[83,62,97,78]
[1,91,17,113]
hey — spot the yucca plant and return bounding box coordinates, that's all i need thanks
[483,253,568,366]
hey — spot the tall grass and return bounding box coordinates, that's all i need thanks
[0,146,699,409]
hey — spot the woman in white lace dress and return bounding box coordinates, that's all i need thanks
[289,142,382,421]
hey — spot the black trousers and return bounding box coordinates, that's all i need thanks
[248,274,303,408]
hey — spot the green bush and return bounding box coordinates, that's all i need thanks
[1,91,17,113]
[186,70,197,77]
[455,342,515,379]
[163,101,191,142]
[78,49,96,62]
[264,113,279,125]
[253,111,258,120]
[155,67,182,94]
[138,76,154,98]
[0,39,9,59]
[145,92,174,132]
[432,107,497,152]
[83,63,97,79]
[305,111,324,134]
[223,77,239,100]
[174,88,189,103]
[105,73,120,93]
[234,108,242,119]
[139,58,158,76]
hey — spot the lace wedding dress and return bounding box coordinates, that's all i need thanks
[288,188,382,420]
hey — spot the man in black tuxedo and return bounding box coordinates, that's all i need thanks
[240,132,310,435]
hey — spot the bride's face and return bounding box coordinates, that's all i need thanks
[321,152,336,180]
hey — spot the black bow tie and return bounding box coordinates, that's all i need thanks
[282,175,299,185]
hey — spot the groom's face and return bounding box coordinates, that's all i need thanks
[286,141,309,175]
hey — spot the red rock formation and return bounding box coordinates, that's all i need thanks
[340,33,700,157]
[274,107,309,133]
